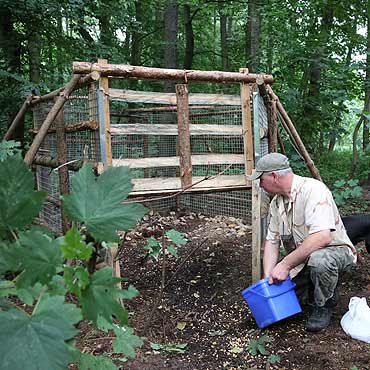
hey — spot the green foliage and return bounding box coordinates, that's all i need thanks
[0,295,81,370]
[60,226,93,260]
[248,335,270,356]
[144,229,187,260]
[0,155,46,236]
[0,140,21,161]
[332,179,363,206]
[112,325,144,359]
[268,354,281,364]
[62,165,147,242]
[80,267,129,325]
[0,157,147,369]
[150,342,188,354]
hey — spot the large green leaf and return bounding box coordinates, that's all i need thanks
[62,165,147,242]
[112,325,144,359]
[15,229,64,289]
[0,155,46,234]
[80,267,128,325]
[0,294,82,370]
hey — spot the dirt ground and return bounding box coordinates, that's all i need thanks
[77,209,370,370]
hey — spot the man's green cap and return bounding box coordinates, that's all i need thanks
[247,153,290,180]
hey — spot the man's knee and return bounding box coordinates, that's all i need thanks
[307,248,338,274]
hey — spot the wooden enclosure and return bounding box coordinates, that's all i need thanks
[5,61,321,283]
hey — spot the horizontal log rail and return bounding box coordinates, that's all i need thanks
[72,62,274,84]
[30,120,98,135]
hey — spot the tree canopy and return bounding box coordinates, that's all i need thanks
[0,0,369,154]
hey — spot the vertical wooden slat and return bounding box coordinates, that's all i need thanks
[97,58,112,167]
[239,68,253,176]
[176,84,192,188]
[251,180,262,282]
[55,102,70,233]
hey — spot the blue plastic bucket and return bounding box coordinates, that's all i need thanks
[242,277,302,329]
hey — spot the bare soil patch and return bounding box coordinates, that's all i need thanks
[78,211,370,370]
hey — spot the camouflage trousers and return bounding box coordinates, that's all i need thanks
[292,246,356,307]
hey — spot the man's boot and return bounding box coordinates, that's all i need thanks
[306,306,332,332]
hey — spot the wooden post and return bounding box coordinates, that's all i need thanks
[241,68,261,282]
[256,77,278,153]
[267,86,322,181]
[97,59,112,167]
[251,180,262,282]
[24,75,81,166]
[55,102,71,233]
[176,84,192,189]
[4,95,33,141]
[239,68,254,176]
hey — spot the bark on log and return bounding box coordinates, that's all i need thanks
[30,73,93,105]
[30,120,98,135]
[267,86,322,181]
[4,95,33,140]
[176,84,192,188]
[24,75,82,166]
[55,106,70,233]
[33,154,86,171]
[277,130,286,155]
[72,62,274,84]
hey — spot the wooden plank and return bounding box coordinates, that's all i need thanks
[251,180,262,283]
[109,88,241,106]
[98,59,112,167]
[129,175,249,196]
[176,84,192,188]
[112,154,244,168]
[110,123,242,136]
[240,68,254,176]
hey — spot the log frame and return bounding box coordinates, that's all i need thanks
[73,62,274,84]
[24,74,82,166]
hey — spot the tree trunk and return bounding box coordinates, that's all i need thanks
[129,0,143,90]
[363,2,370,151]
[0,7,24,142]
[302,1,334,141]
[246,0,261,72]
[219,1,229,71]
[164,0,178,92]
[28,30,41,84]
[183,4,194,70]
[56,4,64,84]
[98,0,114,57]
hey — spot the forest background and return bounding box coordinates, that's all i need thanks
[0,0,369,198]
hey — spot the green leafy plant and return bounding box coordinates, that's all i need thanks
[332,179,363,206]
[0,140,21,162]
[150,342,188,354]
[248,335,270,356]
[0,156,147,369]
[144,229,187,261]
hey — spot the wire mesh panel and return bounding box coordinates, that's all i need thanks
[34,82,269,231]
[33,86,100,233]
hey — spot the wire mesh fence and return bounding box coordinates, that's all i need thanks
[33,85,268,232]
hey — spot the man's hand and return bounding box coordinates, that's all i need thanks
[268,260,290,284]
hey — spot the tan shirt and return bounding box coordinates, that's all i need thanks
[266,174,357,277]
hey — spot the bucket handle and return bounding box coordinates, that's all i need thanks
[249,282,296,299]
